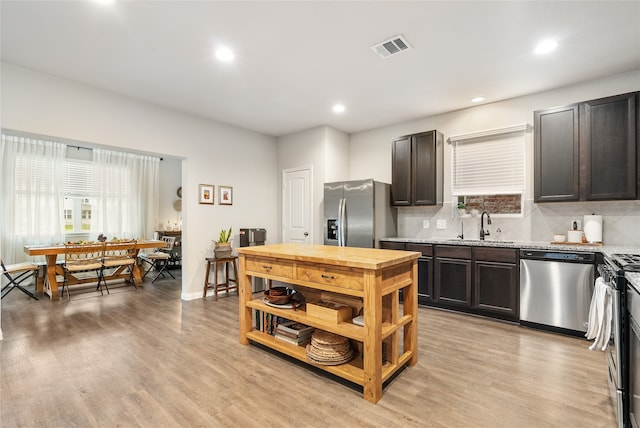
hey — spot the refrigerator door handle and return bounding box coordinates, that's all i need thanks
[337,198,342,246]
[338,198,346,247]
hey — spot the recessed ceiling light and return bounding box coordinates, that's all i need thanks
[534,39,558,55]
[332,104,346,114]
[471,96,485,103]
[215,47,235,62]
[92,0,116,5]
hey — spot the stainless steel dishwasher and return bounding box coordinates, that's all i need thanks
[520,249,595,335]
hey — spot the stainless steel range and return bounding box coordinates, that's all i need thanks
[612,254,640,272]
[612,253,640,428]
[598,253,640,428]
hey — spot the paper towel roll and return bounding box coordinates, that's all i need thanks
[584,214,603,243]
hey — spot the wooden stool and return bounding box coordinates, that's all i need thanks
[203,256,238,301]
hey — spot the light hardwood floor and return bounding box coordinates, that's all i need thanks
[1,273,615,427]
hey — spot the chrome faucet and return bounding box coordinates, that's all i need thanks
[480,211,492,240]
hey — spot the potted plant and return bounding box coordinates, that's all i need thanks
[457,202,467,216]
[214,227,233,258]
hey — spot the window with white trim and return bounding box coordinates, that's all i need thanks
[450,124,528,215]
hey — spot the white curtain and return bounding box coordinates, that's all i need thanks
[92,148,159,240]
[0,134,66,264]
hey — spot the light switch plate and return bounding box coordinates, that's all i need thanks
[437,219,447,229]
[423,220,429,229]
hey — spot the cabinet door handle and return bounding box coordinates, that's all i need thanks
[321,274,335,279]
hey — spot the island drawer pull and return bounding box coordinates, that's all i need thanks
[321,274,335,279]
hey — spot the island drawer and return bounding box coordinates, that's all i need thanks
[245,257,294,278]
[296,264,364,291]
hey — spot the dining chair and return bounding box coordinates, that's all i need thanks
[62,242,105,300]
[101,240,137,294]
[1,259,39,300]
[139,236,176,283]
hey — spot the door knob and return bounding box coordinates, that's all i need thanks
[304,232,309,236]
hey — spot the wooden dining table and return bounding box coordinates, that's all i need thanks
[24,240,167,300]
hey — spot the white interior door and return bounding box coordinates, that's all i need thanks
[282,166,312,244]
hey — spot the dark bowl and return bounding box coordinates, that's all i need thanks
[268,286,288,296]
[264,288,293,305]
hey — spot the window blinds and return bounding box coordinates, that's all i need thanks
[64,158,101,197]
[450,125,528,196]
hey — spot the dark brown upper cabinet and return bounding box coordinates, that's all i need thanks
[534,104,580,202]
[391,130,443,206]
[582,93,638,200]
[534,91,639,202]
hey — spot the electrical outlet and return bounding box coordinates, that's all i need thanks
[423,220,429,229]
[436,219,447,229]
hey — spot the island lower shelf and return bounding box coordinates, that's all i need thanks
[245,329,412,386]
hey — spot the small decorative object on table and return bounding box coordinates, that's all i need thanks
[213,227,233,258]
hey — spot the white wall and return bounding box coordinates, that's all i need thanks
[1,62,279,301]
[324,126,350,183]
[349,69,640,244]
[277,125,349,244]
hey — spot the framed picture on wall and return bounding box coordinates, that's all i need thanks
[219,186,233,205]
[198,184,215,204]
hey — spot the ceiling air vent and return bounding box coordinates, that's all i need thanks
[371,34,412,59]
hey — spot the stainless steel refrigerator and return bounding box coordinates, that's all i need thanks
[323,179,397,248]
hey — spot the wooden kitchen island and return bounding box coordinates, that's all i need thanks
[236,243,420,403]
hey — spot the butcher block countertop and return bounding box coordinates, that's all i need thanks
[235,243,420,269]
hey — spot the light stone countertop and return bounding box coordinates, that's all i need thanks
[381,237,640,258]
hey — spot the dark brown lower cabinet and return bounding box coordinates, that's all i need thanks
[473,260,518,319]
[406,243,433,305]
[434,246,472,307]
[434,245,519,321]
[381,241,519,321]
[380,241,434,305]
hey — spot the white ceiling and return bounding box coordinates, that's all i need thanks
[2,1,640,137]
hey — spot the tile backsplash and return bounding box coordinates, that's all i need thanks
[397,200,640,246]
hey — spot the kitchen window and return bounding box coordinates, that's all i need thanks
[450,124,529,215]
